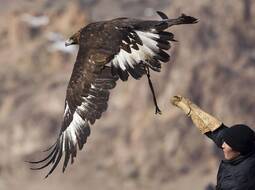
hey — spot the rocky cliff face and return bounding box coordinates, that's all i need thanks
[0,0,254,189]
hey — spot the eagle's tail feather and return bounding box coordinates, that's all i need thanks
[167,14,198,27]
[156,11,169,20]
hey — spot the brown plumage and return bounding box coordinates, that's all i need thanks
[29,11,198,177]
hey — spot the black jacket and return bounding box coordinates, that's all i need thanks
[205,124,255,190]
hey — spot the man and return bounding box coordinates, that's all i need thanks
[171,95,255,190]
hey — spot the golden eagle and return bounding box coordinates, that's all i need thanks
[29,11,197,177]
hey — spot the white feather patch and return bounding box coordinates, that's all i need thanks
[78,101,88,112]
[118,56,127,70]
[135,31,159,52]
[64,101,69,116]
[64,111,85,145]
[136,31,159,39]
[119,49,134,68]
[112,30,160,72]
[62,132,66,151]
[122,40,128,45]
[91,84,96,89]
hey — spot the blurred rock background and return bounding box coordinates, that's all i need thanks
[0,0,254,189]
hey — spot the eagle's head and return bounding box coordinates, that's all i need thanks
[65,30,81,46]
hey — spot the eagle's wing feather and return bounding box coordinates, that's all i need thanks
[29,47,118,177]
[110,24,176,81]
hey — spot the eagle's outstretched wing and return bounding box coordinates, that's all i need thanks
[109,13,197,81]
[108,13,197,113]
[110,24,173,81]
[29,48,118,177]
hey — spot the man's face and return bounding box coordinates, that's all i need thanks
[222,142,240,160]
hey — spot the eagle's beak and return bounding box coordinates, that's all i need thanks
[65,39,74,47]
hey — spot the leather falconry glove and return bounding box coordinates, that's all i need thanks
[171,95,222,134]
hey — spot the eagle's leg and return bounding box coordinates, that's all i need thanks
[145,66,162,115]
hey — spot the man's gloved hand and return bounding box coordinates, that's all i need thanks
[171,95,192,116]
[171,95,222,134]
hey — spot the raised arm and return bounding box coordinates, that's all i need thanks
[171,95,228,148]
[205,124,228,148]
